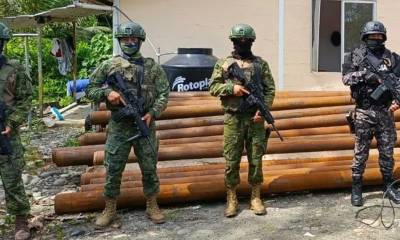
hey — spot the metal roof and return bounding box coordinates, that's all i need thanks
[2,2,112,29]
[80,0,113,6]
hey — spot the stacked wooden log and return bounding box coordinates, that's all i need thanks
[52,91,400,214]
[55,152,400,214]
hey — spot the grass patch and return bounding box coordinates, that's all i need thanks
[63,136,79,147]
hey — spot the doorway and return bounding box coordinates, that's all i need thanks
[312,0,376,72]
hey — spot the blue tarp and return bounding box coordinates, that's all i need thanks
[66,79,89,99]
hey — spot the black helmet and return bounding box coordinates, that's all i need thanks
[360,21,386,41]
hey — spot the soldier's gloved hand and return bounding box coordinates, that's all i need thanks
[233,85,249,97]
[107,91,123,105]
[389,101,400,112]
[142,113,152,127]
[252,110,263,123]
[364,71,381,85]
[1,126,11,138]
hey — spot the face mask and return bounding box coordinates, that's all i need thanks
[365,39,385,52]
[233,39,253,58]
[120,41,141,56]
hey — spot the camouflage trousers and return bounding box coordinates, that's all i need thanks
[223,112,267,187]
[103,119,159,198]
[0,132,30,216]
[352,107,397,178]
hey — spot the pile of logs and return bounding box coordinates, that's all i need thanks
[52,91,398,214]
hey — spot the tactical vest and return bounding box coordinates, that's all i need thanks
[350,46,396,109]
[106,56,157,113]
[220,56,266,113]
[0,59,17,106]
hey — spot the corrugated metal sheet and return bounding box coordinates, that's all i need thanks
[2,2,112,29]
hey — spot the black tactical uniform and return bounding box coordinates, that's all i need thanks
[342,21,400,206]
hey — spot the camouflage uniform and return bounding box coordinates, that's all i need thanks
[342,21,400,206]
[342,44,400,179]
[210,55,275,187]
[0,57,32,216]
[86,52,169,198]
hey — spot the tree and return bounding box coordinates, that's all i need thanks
[0,0,72,17]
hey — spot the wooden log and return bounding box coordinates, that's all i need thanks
[79,121,375,146]
[168,91,348,98]
[84,159,369,188]
[82,161,381,191]
[92,134,394,166]
[86,154,400,186]
[54,166,400,214]
[85,104,355,135]
[81,154,358,185]
[56,131,400,167]
[89,96,354,124]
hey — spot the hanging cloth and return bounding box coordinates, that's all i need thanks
[51,38,72,76]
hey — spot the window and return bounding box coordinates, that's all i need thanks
[312,0,376,72]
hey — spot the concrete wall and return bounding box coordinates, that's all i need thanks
[377,0,400,53]
[117,0,400,91]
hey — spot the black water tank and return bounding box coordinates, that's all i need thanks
[162,48,218,91]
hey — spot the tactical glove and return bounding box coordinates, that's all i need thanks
[364,71,380,85]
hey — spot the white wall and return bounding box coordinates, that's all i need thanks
[377,0,400,54]
[118,0,376,90]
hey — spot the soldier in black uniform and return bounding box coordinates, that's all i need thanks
[342,21,400,206]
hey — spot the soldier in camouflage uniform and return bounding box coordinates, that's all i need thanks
[209,24,275,217]
[0,22,32,240]
[86,22,170,226]
[342,21,400,206]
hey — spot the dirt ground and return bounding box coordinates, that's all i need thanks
[43,187,400,240]
[1,124,400,239]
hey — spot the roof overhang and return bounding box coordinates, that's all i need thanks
[2,2,112,29]
[80,0,113,6]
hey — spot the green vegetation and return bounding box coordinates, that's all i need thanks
[1,0,113,109]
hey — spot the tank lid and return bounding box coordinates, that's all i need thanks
[177,48,213,55]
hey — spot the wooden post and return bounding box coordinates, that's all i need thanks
[37,26,44,117]
[23,36,29,76]
[24,36,32,128]
[72,21,78,101]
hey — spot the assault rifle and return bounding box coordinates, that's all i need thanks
[227,62,283,141]
[106,72,156,154]
[0,102,12,155]
[361,52,400,103]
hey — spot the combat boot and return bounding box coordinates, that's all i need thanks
[250,184,267,215]
[351,176,363,206]
[95,197,117,228]
[383,175,400,204]
[14,215,30,240]
[224,186,238,217]
[146,195,165,224]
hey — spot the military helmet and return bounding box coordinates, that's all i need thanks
[115,22,146,41]
[0,22,11,40]
[360,21,386,41]
[229,24,256,40]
